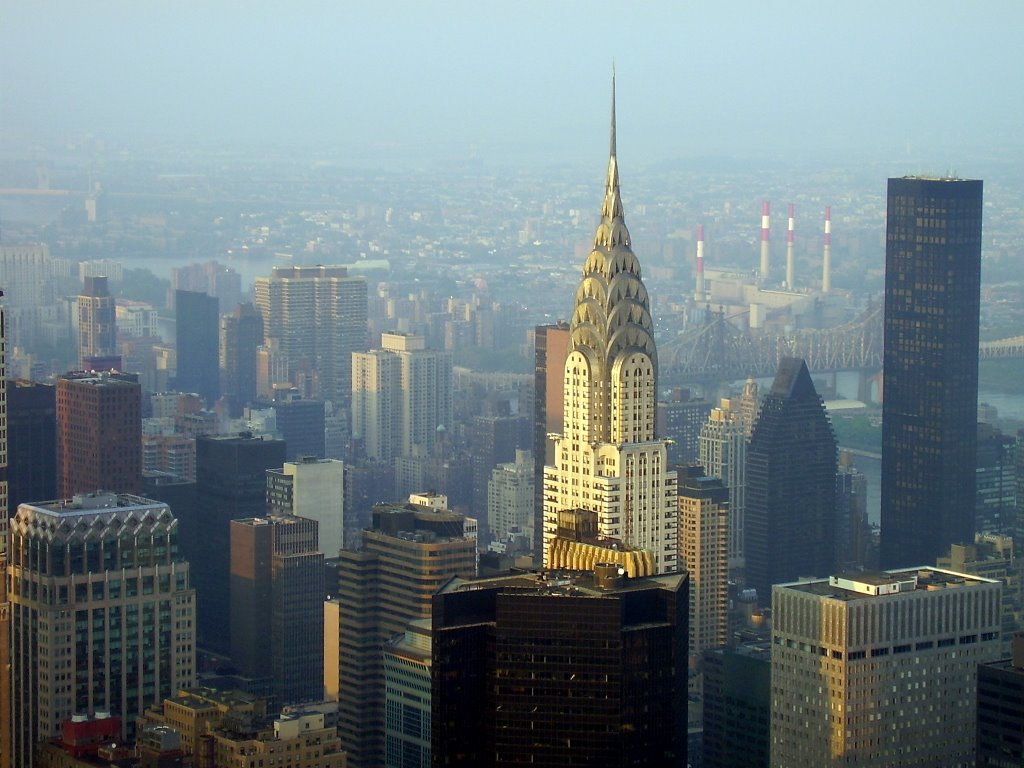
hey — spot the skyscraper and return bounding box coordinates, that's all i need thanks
[9,493,196,768]
[275,397,326,460]
[977,634,1024,767]
[0,551,9,768]
[543,81,678,573]
[266,456,346,557]
[229,514,324,707]
[532,322,570,563]
[220,302,264,416]
[188,433,286,655]
[771,568,1001,766]
[881,177,983,568]
[698,397,748,572]
[77,275,117,369]
[174,289,220,407]
[677,465,729,660]
[487,449,534,547]
[745,358,836,602]
[432,567,688,767]
[57,371,142,498]
[7,382,58,520]
[351,332,452,462]
[332,493,476,768]
[254,265,367,407]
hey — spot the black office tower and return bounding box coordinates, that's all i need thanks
[175,289,220,407]
[881,177,983,568]
[745,358,837,603]
[433,568,688,768]
[190,433,286,654]
[221,302,264,417]
[6,380,56,517]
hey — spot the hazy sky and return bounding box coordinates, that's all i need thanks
[4,1,1024,166]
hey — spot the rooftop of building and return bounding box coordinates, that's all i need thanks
[59,370,138,386]
[18,491,167,518]
[168,686,261,711]
[779,567,999,601]
[438,566,686,598]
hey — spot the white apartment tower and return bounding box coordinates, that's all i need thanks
[543,81,678,574]
[488,449,534,546]
[351,332,452,462]
[266,457,346,556]
[698,399,747,571]
[771,568,1002,767]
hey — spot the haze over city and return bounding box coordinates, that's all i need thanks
[3,3,1024,767]
[4,1,1024,167]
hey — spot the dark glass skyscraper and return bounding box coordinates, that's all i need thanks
[880,177,983,568]
[745,357,837,602]
[175,289,220,407]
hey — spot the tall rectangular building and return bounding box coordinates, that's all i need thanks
[881,177,983,568]
[220,302,264,417]
[333,494,476,768]
[266,457,345,556]
[0,554,10,768]
[351,332,452,463]
[189,434,286,655]
[677,465,729,660]
[77,275,117,368]
[57,371,141,498]
[432,567,688,768]
[977,633,1024,767]
[7,382,57,524]
[532,323,569,563]
[174,289,220,407]
[745,358,836,603]
[698,398,748,572]
[771,568,1001,767]
[8,493,196,768]
[230,515,324,707]
[254,265,367,407]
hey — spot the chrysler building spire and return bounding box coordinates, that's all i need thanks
[544,78,677,574]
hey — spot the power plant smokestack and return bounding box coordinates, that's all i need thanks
[759,201,770,282]
[786,203,795,290]
[822,206,832,293]
[694,224,706,301]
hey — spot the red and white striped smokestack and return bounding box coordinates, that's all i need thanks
[822,206,832,293]
[785,203,795,290]
[759,201,770,281]
[695,224,706,301]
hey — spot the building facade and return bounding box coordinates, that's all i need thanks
[432,567,688,767]
[351,332,452,463]
[881,177,984,568]
[487,449,534,547]
[57,371,141,498]
[188,434,286,655]
[230,515,324,707]
[677,465,729,660]
[532,323,570,563]
[8,493,196,768]
[698,398,747,572]
[77,276,116,368]
[254,265,367,407]
[332,494,476,768]
[771,568,1001,767]
[745,358,836,603]
[543,87,678,573]
[220,302,264,417]
[174,290,220,407]
[267,457,346,557]
[977,633,1024,767]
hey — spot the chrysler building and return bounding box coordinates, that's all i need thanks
[543,80,678,573]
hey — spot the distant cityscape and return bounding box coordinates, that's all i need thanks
[1,86,1024,768]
